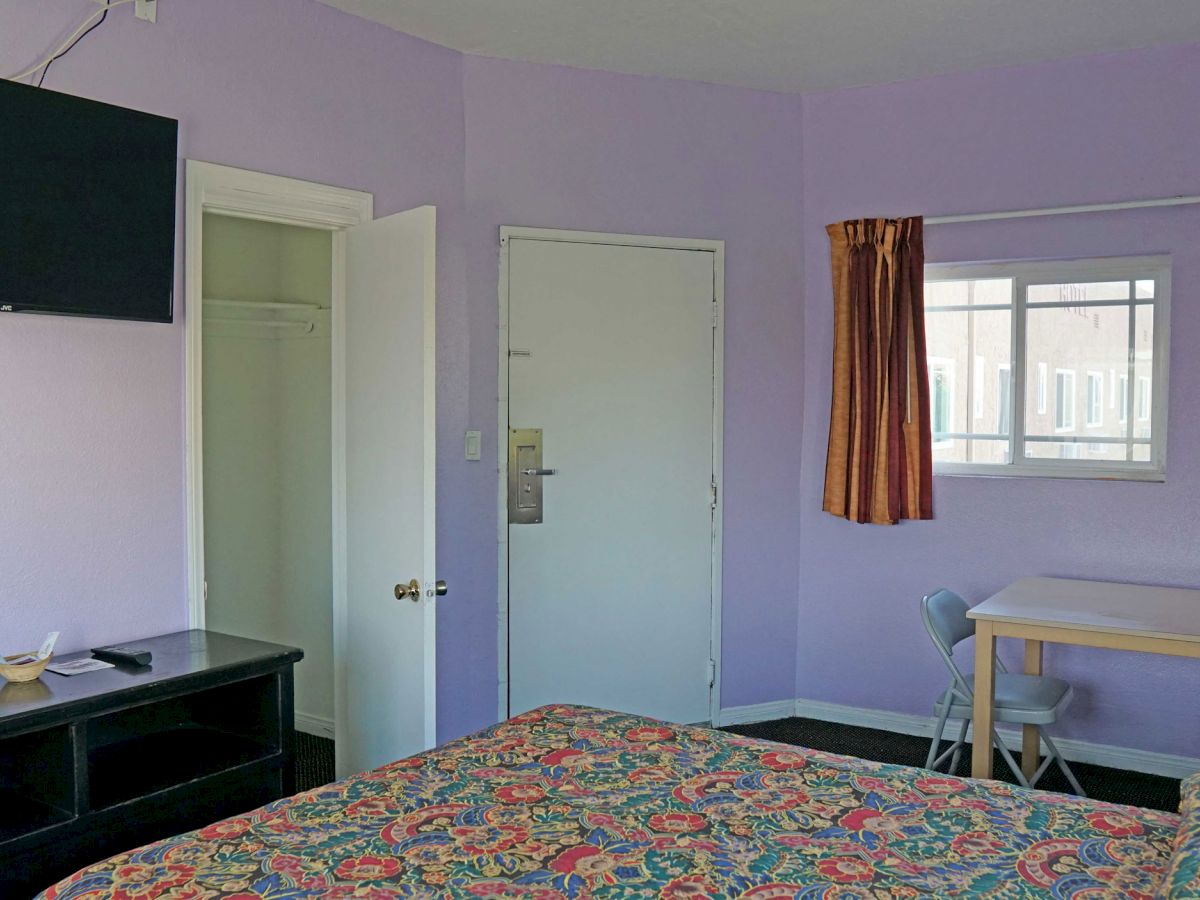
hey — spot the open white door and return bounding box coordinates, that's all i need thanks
[337,206,437,777]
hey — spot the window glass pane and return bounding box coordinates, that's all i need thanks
[1080,439,1128,463]
[1025,439,1084,460]
[1023,438,1145,462]
[1135,279,1155,299]
[1134,305,1154,441]
[1053,370,1076,432]
[925,280,967,306]
[997,365,1012,437]
[925,278,1012,307]
[1025,305,1130,454]
[973,356,984,418]
[933,438,1010,464]
[1027,281,1130,303]
[1086,372,1104,427]
[925,301,1012,464]
[929,360,954,436]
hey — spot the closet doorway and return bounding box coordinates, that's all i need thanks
[200,214,335,738]
[184,162,441,779]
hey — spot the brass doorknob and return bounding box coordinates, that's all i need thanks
[394,579,421,602]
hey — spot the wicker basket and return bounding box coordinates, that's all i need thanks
[0,652,52,683]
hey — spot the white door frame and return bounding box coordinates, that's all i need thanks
[497,226,726,726]
[184,161,373,737]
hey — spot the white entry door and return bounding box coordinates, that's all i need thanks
[339,206,437,777]
[505,233,720,725]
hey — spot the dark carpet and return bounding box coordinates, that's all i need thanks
[294,720,1181,812]
[295,731,336,792]
[723,716,1182,813]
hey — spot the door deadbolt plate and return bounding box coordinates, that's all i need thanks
[509,428,543,524]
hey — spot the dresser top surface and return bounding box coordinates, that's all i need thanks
[0,630,303,726]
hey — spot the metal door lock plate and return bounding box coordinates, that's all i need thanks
[509,428,553,524]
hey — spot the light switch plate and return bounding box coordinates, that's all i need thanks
[135,0,157,22]
[464,430,482,461]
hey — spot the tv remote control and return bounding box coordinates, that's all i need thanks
[91,645,152,667]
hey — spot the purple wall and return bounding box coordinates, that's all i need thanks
[798,44,1200,756]
[452,57,805,734]
[0,1,471,694]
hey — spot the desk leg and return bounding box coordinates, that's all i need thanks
[972,621,996,779]
[1022,639,1043,782]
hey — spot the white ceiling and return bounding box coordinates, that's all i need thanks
[315,0,1200,94]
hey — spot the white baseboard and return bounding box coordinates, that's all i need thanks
[718,697,1200,780]
[715,699,796,726]
[295,711,334,739]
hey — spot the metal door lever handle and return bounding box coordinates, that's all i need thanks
[521,468,558,476]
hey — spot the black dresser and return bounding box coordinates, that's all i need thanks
[0,630,303,898]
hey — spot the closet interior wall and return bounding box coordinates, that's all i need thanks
[201,213,334,734]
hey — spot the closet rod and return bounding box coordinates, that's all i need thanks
[205,317,315,334]
[925,194,1200,225]
[203,297,324,311]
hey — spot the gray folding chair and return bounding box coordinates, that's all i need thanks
[921,589,1086,796]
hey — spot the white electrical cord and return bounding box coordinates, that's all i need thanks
[5,0,137,83]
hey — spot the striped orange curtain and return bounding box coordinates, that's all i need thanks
[823,217,933,525]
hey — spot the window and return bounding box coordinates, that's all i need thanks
[924,256,1168,480]
[1055,370,1076,432]
[1086,371,1103,427]
[928,358,954,449]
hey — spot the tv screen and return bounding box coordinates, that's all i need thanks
[0,81,178,323]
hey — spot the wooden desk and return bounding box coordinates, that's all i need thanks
[966,577,1200,781]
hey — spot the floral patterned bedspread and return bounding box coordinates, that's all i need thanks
[1162,772,1200,898]
[40,705,1197,898]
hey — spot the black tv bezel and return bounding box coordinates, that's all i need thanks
[0,81,179,324]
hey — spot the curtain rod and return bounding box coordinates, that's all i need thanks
[925,194,1200,225]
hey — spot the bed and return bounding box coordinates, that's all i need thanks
[39,704,1200,898]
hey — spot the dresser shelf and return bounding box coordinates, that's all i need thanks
[0,631,302,898]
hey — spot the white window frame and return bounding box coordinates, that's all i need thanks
[1086,370,1104,428]
[1118,373,1129,424]
[927,356,956,450]
[1036,362,1048,415]
[925,255,1169,482]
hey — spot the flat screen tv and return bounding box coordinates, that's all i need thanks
[0,81,178,323]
